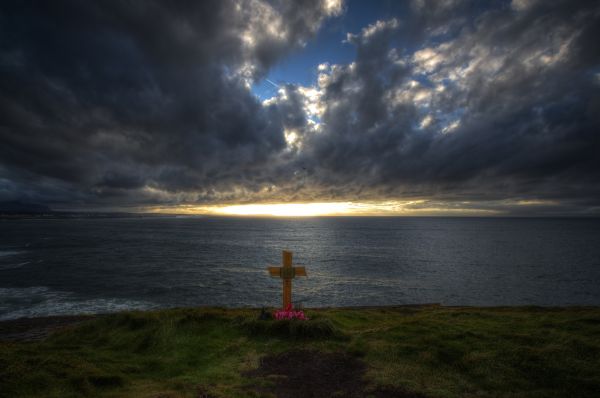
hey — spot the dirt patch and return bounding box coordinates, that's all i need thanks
[246,349,427,398]
[0,315,95,341]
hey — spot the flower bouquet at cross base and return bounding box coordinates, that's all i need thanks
[273,304,308,320]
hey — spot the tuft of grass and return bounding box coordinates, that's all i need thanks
[237,316,346,340]
[1,306,599,398]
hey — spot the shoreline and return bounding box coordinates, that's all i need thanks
[3,303,600,342]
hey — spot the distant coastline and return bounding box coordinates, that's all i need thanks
[0,201,178,220]
[0,211,173,220]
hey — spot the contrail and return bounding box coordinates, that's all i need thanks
[265,78,280,88]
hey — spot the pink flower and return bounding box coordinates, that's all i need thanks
[273,304,308,320]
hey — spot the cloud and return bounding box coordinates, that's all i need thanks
[1,0,599,215]
[0,0,340,207]
[263,0,600,212]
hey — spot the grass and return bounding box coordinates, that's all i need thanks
[1,305,600,397]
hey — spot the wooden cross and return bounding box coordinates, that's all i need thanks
[267,250,307,309]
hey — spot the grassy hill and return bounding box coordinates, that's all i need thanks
[1,305,599,397]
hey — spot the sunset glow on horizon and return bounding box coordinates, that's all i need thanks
[145,200,506,217]
[216,202,356,216]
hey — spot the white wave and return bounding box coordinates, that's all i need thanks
[0,286,158,321]
[0,250,22,257]
[0,261,31,270]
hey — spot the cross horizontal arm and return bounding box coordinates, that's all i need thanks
[267,266,307,278]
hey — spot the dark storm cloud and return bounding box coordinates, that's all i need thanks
[0,0,341,206]
[1,0,599,214]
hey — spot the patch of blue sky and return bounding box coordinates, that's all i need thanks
[412,74,436,88]
[252,0,413,100]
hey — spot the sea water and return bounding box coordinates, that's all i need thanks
[1,217,599,319]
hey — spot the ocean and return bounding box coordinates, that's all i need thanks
[1,216,599,320]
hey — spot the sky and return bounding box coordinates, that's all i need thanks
[0,0,599,216]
